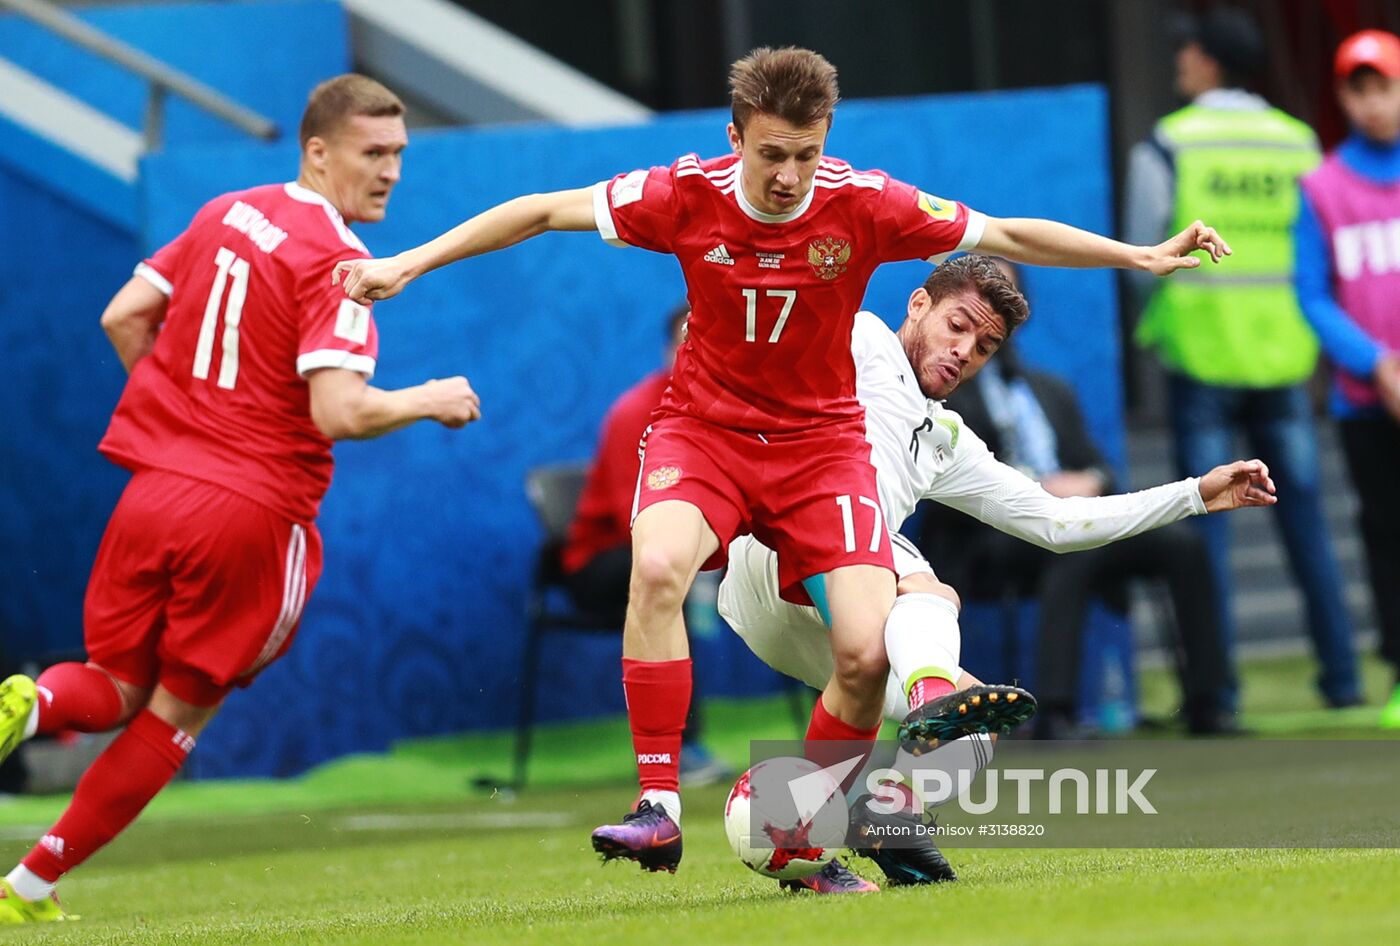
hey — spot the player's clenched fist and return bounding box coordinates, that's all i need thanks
[424,376,482,428]
[332,254,413,304]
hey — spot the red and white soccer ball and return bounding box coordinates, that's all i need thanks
[723,759,841,880]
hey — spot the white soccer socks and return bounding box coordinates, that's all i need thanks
[885,592,962,703]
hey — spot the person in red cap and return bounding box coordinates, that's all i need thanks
[1295,28,1400,728]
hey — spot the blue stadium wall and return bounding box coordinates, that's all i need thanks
[0,0,1123,778]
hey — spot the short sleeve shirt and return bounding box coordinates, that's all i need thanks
[593,154,984,433]
[99,182,379,523]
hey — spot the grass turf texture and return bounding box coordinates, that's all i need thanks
[0,652,1395,944]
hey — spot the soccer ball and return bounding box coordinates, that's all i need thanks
[723,758,845,880]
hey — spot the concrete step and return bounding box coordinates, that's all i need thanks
[1123,419,1375,653]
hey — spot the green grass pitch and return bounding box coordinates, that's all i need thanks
[0,653,1396,945]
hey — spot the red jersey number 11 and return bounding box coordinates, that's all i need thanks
[194,246,250,390]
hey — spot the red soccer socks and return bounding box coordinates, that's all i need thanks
[805,695,881,793]
[622,657,692,798]
[22,710,193,883]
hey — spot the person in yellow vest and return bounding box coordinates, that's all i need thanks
[1125,6,1361,710]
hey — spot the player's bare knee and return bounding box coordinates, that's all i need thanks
[147,687,222,737]
[630,544,692,605]
[830,640,889,694]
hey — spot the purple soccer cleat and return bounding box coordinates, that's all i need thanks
[779,858,880,894]
[591,799,683,873]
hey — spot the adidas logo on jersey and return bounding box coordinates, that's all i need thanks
[704,244,735,265]
[39,835,65,860]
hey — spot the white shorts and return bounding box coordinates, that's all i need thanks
[718,532,938,722]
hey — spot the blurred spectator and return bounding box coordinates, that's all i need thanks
[919,307,1234,737]
[561,305,729,784]
[1124,5,1360,708]
[1295,29,1400,728]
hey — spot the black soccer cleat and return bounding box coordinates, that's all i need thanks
[851,795,958,886]
[590,800,683,874]
[898,684,1038,748]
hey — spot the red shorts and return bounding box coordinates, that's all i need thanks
[84,469,323,706]
[634,414,892,603]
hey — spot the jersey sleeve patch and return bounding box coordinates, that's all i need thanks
[333,298,371,345]
[594,164,679,254]
[917,191,958,221]
[611,168,648,208]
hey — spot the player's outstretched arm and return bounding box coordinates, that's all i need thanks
[1197,459,1277,513]
[933,445,1272,553]
[308,367,481,440]
[976,216,1231,276]
[332,187,596,305]
[100,276,169,373]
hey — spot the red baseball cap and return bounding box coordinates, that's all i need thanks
[1335,29,1400,80]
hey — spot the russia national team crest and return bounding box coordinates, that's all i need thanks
[807,236,852,280]
[647,466,682,490]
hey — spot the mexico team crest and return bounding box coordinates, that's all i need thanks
[807,236,852,280]
[646,466,682,490]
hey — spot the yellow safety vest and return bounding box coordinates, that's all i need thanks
[1136,103,1321,387]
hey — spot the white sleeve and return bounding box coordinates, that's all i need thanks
[134,262,173,296]
[592,180,625,247]
[958,210,988,252]
[924,427,1206,552]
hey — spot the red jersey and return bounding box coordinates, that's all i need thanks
[593,154,984,433]
[561,370,670,574]
[99,182,379,524]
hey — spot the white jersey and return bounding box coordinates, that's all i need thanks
[719,312,1208,718]
[853,311,962,530]
[849,311,1206,547]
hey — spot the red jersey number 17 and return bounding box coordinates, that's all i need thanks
[742,288,797,343]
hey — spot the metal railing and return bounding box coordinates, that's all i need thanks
[0,0,278,150]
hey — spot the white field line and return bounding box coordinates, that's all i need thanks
[337,811,576,831]
[0,825,45,841]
